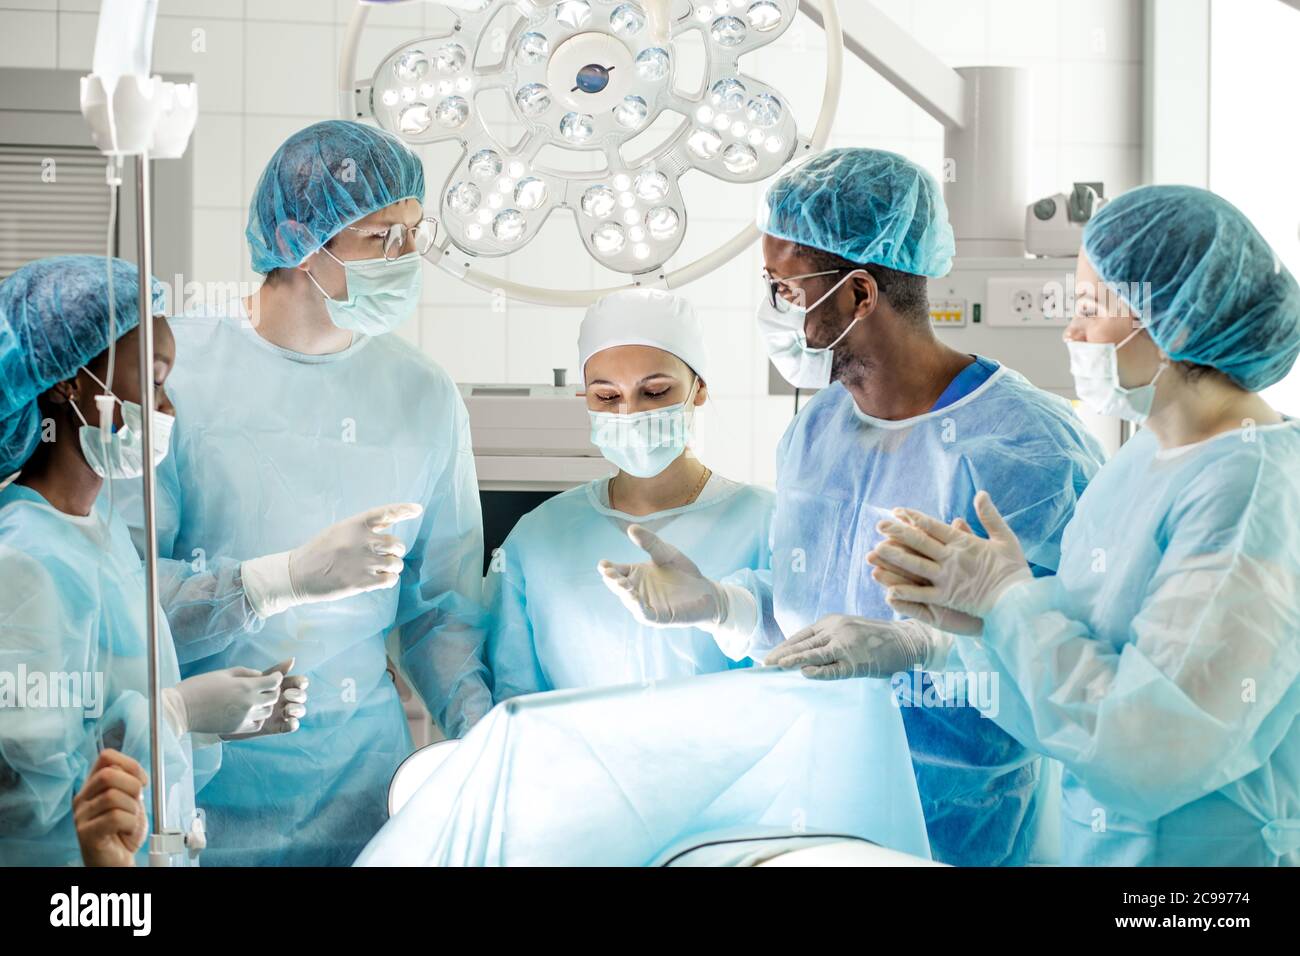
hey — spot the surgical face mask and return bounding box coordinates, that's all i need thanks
[71,373,174,480]
[1067,328,1168,423]
[589,378,699,479]
[756,270,865,389]
[306,247,423,336]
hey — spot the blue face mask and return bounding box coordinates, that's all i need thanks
[306,247,423,336]
[589,378,699,478]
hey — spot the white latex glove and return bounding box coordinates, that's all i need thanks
[868,516,985,636]
[868,491,1033,619]
[763,614,941,679]
[240,503,423,619]
[597,524,723,627]
[221,659,310,740]
[161,667,283,737]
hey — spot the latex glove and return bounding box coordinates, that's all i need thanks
[241,503,423,619]
[867,516,985,636]
[73,749,148,867]
[764,614,939,679]
[162,667,283,737]
[868,491,1033,619]
[597,524,723,628]
[220,659,310,740]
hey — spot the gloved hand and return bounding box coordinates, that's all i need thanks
[868,491,1033,619]
[161,667,283,737]
[597,524,723,627]
[868,516,985,636]
[220,659,310,740]
[764,614,940,679]
[73,749,148,867]
[240,503,424,619]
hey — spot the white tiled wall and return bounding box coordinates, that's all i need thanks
[0,0,1145,486]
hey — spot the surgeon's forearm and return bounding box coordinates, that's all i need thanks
[157,556,263,664]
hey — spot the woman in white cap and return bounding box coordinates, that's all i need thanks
[486,290,774,698]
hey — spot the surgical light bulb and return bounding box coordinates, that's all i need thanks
[645,205,680,240]
[469,149,503,180]
[634,171,669,202]
[614,95,649,129]
[618,191,637,208]
[466,223,483,240]
[731,121,748,137]
[518,32,549,65]
[687,127,723,160]
[401,86,417,102]
[696,105,715,124]
[712,114,731,131]
[710,78,746,111]
[516,83,552,119]
[433,43,467,73]
[508,160,527,179]
[710,16,746,46]
[456,76,472,93]
[623,209,640,225]
[634,243,650,260]
[748,128,765,145]
[610,3,646,35]
[695,6,714,22]
[495,177,513,194]
[582,185,617,218]
[398,103,431,134]
[612,173,632,191]
[628,225,646,242]
[419,82,436,98]
[560,112,595,143]
[393,50,427,82]
[745,93,782,128]
[435,96,470,128]
[746,1,782,31]
[722,142,758,175]
[555,0,591,29]
[381,88,400,107]
[446,181,481,216]
[493,210,527,243]
[515,177,548,210]
[764,135,783,153]
[592,222,627,254]
[635,48,670,82]
[488,192,503,209]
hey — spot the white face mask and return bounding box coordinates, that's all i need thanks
[72,367,174,479]
[756,270,865,390]
[588,377,699,479]
[1066,327,1168,423]
[305,247,423,336]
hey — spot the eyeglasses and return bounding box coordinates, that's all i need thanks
[346,216,439,260]
[761,268,847,313]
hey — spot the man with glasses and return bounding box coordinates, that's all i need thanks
[111,120,490,865]
[602,148,1106,866]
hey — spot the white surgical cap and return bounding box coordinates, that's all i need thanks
[578,289,709,382]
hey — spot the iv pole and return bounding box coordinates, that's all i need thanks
[79,0,198,866]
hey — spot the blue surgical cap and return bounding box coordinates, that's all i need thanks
[1084,185,1300,392]
[759,147,955,278]
[246,119,426,274]
[0,255,165,475]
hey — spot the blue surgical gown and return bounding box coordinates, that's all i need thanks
[0,482,212,866]
[957,422,1300,866]
[487,475,772,697]
[112,313,490,866]
[726,360,1106,866]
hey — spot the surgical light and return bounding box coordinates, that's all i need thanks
[343,0,842,304]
